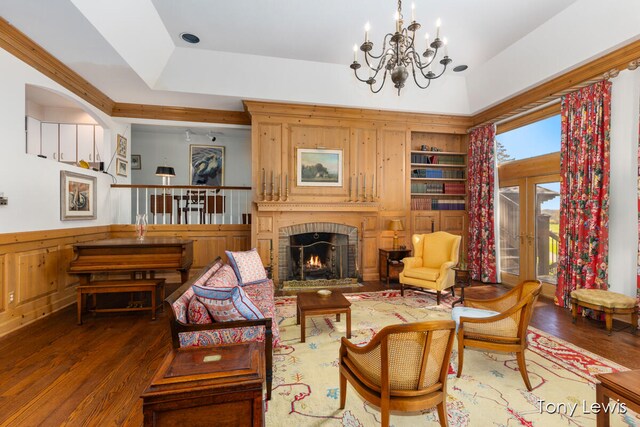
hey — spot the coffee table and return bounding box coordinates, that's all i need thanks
[595,370,640,426]
[296,291,351,343]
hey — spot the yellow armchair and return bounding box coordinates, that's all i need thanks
[399,232,462,304]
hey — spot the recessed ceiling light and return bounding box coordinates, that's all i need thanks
[453,65,468,72]
[180,32,200,44]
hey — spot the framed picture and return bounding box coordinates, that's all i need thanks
[296,148,343,187]
[117,134,127,158]
[131,154,141,170]
[190,145,224,186]
[116,158,128,177]
[60,171,97,220]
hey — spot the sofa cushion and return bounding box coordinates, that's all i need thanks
[187,295,213,324]
[403,267,440,282]
[193,284,264,322]
[243,280,280,347]
[226,248,268,286]
[205,264,239,288]
[451,306,499,332]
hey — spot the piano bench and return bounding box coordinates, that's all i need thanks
[76,279,166,325]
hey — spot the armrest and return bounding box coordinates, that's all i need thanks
[402,256,423,270]
[170,316,273,349]
[458,298,527,326]
[439,261,456,276]
[435,261,456,287]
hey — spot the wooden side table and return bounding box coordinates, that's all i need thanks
[141,342,265,427]
[451,267,471,307]
[595,370,640,426]
[379,248,411,285]
[296,291,351,343]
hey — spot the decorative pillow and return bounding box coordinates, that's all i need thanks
[192,259,224,287]
[193,284,264,322]
[187,295,213,324]
[205,264,239,288]
[225,248,268,286]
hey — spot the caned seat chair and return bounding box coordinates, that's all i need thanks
[339,320,456,427]
[453,280,542,391]
[399,232,462,304]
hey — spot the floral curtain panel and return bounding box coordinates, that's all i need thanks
[468,123,498,283]
[555,80,611,308]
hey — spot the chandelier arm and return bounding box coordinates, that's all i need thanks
[369,70,389,94]
[363,34,394,60]
[428,63,450,79]
[411,67,433,89]
[352,68,373,83]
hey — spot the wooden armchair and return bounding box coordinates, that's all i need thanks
[339,320,456,427]
[454,280,542,391]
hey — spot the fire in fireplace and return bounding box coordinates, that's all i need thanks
[286,231,355,283]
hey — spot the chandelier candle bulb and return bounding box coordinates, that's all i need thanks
[365,22,370,42]
[411,2,415,22]
[443,37,448,57]
[353,44,358,62]
[436,18,441,39]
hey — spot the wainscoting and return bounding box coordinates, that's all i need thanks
[0,224,251,338]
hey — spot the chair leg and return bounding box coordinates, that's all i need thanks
[400,282,404,297]
[451,287,455,297]
[339,371,346,409]
[456,331,464,378]
[516,350,533,391]
[381,401,390,427]
[437,401,449,427]
[437,291,441,305]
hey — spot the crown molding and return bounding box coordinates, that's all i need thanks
[111,103,250,125]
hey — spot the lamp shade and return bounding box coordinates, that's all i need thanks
[155,166,175,177]
[388,219,404,232]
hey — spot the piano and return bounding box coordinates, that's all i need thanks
[69,237,194,284]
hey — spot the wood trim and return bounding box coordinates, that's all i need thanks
[0,225,111,246]
[111,184,251,190]
[244,101,473,132]
[472,39,640,126]
[0,17,114,115]
[112,103,251,125]
[496,103,561,135]
[498,152,561,181]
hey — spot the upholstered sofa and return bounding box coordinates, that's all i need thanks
[165,256,280,399]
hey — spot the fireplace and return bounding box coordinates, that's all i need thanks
[278,223,358,286]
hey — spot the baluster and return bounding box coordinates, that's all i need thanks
[136,188,140,224]
[171,188,175,224]
[145,188,149,225]
[221,189,225,225]
[230,189,234,224]
[153,188,157,225]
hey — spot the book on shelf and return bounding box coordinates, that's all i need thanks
[411,153,465,165]
[411,198,466,211]
[411,169,465,179]
[443,182,466,194]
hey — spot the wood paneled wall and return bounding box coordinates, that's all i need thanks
[245,101,471,283]
[0,224,250,338]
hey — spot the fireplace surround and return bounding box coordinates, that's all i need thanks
[278,223,358,286]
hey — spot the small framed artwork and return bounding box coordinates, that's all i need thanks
[190,145,224,186]
[117,134,127,158]
[116,158,128,177]
[131,154,141,170]
[296,148,343,187]
[60,171,97,220]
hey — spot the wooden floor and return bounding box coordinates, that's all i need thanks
[0,281,638,425]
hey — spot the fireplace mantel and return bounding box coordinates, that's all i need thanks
[256,201,380,212]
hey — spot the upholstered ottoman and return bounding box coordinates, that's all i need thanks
[570,289,638,335]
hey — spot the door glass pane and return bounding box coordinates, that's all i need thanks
[535,182,560,284]
[499,186,520,276]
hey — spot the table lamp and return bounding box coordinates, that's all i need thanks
[155,166,176,185]
[388,219,404,249]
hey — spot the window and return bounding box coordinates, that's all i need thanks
[496,115,560,164]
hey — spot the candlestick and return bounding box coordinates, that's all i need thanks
[285,173,289,201]
[270,171,274,200]
[371,174,375,202]
[355,175,359,202]
[261,168,266,201]
[348,176,352,202]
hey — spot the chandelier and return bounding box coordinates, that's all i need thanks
[350,0,452,95]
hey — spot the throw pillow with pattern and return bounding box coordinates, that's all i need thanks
[193,283,264,322]
[225,248,268,286]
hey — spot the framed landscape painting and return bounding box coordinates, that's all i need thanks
[296,148,343,187]
[116,134,127,158]
[116,158,128,177]
[190,145,225,186]
[60,171,97,220]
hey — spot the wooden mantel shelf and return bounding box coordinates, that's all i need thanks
[256,201,380,212]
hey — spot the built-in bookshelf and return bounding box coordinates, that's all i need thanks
[410,146,467,211]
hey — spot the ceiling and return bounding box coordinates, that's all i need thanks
[3,0,637,117]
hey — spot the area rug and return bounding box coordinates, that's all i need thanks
[266,290,638,427]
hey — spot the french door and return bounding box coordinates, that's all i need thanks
[498,174,561,288]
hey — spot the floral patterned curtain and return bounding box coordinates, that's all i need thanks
[468,123,498,283]
[555,80,611,308]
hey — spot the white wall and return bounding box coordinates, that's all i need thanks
[608,70,640,297]
[0,48,130,233]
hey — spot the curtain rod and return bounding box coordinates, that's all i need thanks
[493,98,561,126]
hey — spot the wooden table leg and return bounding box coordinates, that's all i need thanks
[151,287,157,321]
[632,308,638,335]
[77,290,83,325]
[301,311,306,343]
[296,304,300,325]
[605,311,613,336]
[160,282,165,313]
[571,300,578,324]
[336,313,340,322]
[346,308,351,339]
[596,382,610,427]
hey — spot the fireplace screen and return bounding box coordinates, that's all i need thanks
[285,232,356,285]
